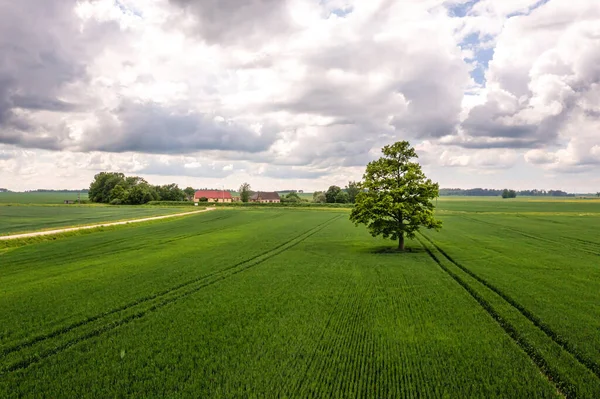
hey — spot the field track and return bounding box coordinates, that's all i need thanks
[0,207,216,240]
[418,233,600,398]
[2,204,600,398]
[0,214,341,374]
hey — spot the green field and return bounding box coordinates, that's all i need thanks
[0,192,89,204]
[436,196,600,214]
[1,201,600,397]
[0,205,195,236]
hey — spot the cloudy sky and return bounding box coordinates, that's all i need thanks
[1,0,599,192]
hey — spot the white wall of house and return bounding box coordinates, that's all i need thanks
[194,197,232,203]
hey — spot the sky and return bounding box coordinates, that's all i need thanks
[0,0,599,192]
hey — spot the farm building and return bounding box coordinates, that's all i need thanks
[194,190,233,203]
[250,192,281,203]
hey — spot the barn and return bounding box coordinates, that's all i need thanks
[250,192,281,203]
[194,190,233,203]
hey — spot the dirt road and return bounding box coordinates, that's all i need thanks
[0,207,216,241]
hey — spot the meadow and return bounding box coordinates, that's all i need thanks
[0,205,193,236]
[1,199,599,397]
[0,192,89,204]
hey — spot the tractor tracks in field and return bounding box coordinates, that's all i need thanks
[463,215,600,257]
[418,233,600,398]
[0,208,219,241]
[0,215,342,375]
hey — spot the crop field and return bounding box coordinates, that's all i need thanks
[0,192,89,204]
[1,202,600,397]
[436,196,600,214]
[0,205,194,236]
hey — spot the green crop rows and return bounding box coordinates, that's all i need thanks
[1,202,600,397]
[0,205,191,235]
[0,192,89,204]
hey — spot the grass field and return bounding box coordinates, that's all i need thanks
[0,192,89,204]
[1,200,599,397]
[0,205,195,236]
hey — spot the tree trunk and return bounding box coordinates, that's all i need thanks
[398,234,405,251]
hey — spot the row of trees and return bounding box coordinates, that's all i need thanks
[502,189,517,199]
[440,188,573,197]
[312,182,360,204]
[89,172,196,205]
[24,189,89,193]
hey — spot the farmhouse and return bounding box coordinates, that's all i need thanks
[194,190,233,203]
[250,192,280,203]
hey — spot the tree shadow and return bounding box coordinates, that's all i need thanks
[362,245,426,255]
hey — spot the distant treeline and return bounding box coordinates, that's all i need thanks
[89,172,196,205]
[440,188,573,197]
[23,189,90,193]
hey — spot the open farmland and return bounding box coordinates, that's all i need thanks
[0,192,89,204]
[0,205,194,236]
[1,203,600,397]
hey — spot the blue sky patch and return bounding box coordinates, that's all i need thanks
[448,0,480,18]
[330,7,353,18]
[458,33,495,85]
[507,0,550,18]
[115,0,143,18]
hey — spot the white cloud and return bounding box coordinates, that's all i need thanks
[0,0,599,192]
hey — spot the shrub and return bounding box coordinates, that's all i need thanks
[146,201,194,206]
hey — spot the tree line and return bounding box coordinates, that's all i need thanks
[502,189,517,199]
[89,172,196,205]
[312,182,360,203]
[440,188,573,197]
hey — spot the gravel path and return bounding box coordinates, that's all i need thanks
[0,207,216,241]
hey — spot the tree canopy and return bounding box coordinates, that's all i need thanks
[184,187,195,201]
[502,189,517,199]
[282,192,302,203]
[346,181,360,203]
[349,141,442,250]
[313,191,326,203]
[325,185,342,203]
[89,172,187,205]
[239,183,252,203]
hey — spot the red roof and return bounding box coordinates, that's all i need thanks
[251,192,280,201]
[195,190,232,199]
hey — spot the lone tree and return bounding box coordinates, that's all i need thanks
[184,187,195,201]
[239,182,252,203]
[350,141,442,251]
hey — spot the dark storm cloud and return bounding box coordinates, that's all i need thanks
[0,0,122,150]
[457,85,584,151]
[445,136,544,149]
[0,129,66,151]
[269,35,468,144]
[80,101,280,154]
[168,0,294,45]
[11,95,78,112]
[461,100,538,139]
[261,166,329,180]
